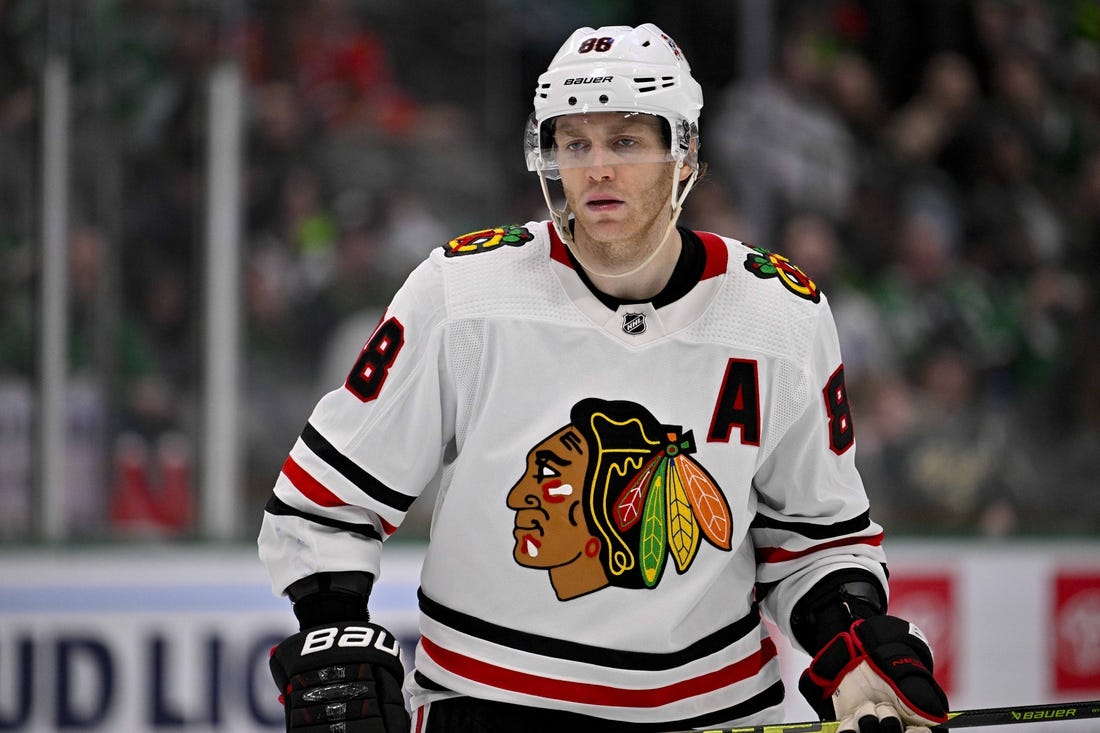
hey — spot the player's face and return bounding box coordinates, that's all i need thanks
[553,112,688,252]
[506,426,591,569]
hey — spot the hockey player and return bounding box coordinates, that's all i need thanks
[260,23,949,733]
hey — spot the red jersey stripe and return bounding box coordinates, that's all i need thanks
[755,532,884,564]
[694,231,730,280]
[281,456,347,508]
[547,221,571,266]
[419,634,778,708]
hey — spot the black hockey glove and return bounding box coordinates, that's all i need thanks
[270,621,410,733]
[799,615,949,732]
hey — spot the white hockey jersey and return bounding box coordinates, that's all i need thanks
[258,221,888,728]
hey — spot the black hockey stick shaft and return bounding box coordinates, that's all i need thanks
[937,699,1100,728]
[677,699,1100,733]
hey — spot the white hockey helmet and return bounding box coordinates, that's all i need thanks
[524,23,703,179]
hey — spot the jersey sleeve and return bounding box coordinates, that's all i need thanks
[750,299,888,653]
[258,253,453,596]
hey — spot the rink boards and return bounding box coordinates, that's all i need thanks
[1,540,1098,732]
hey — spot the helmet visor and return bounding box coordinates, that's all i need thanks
[524,111,688,180]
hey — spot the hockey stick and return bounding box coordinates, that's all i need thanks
[677,699,1100,733]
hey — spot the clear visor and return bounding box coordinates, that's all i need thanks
[524,111,693,180]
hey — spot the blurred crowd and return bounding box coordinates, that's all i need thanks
[702,0,1100,537]
[1,0,1098,541]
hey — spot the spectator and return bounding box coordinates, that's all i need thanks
[860,340,1038,537]
[711,31,857,239]
[881,51,980,168]
[870,204,1018,384]
[824,50,888,145]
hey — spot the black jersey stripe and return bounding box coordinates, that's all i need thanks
[418,588,762,671]
[300,422,416,512]
[264,496,383,542]
[671,679,784,729]
[749,509,872,539]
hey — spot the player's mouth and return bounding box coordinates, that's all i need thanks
[584,194,624,211]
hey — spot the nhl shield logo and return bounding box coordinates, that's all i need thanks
[622,312,647,335]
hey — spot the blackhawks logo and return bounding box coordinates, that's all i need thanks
[444,225,533,257]
[744,246,821,302]
[507,398,733,601]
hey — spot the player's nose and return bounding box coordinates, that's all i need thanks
[584,146,616,180]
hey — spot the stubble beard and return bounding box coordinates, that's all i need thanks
[569,177,674,275]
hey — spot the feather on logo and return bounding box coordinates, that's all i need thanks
[613,429,732,587]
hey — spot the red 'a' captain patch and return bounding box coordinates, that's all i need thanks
[743,246,821,302]
[444,225,533,257]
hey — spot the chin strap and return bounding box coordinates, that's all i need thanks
[538,163,699,280]
[537,168,573,247]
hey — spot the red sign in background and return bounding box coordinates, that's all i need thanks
[1053,573,1100,693]
[888,573,956,695]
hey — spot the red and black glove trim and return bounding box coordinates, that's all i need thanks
[798,614,949,725]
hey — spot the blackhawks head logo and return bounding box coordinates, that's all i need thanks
[506,398,733,601]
